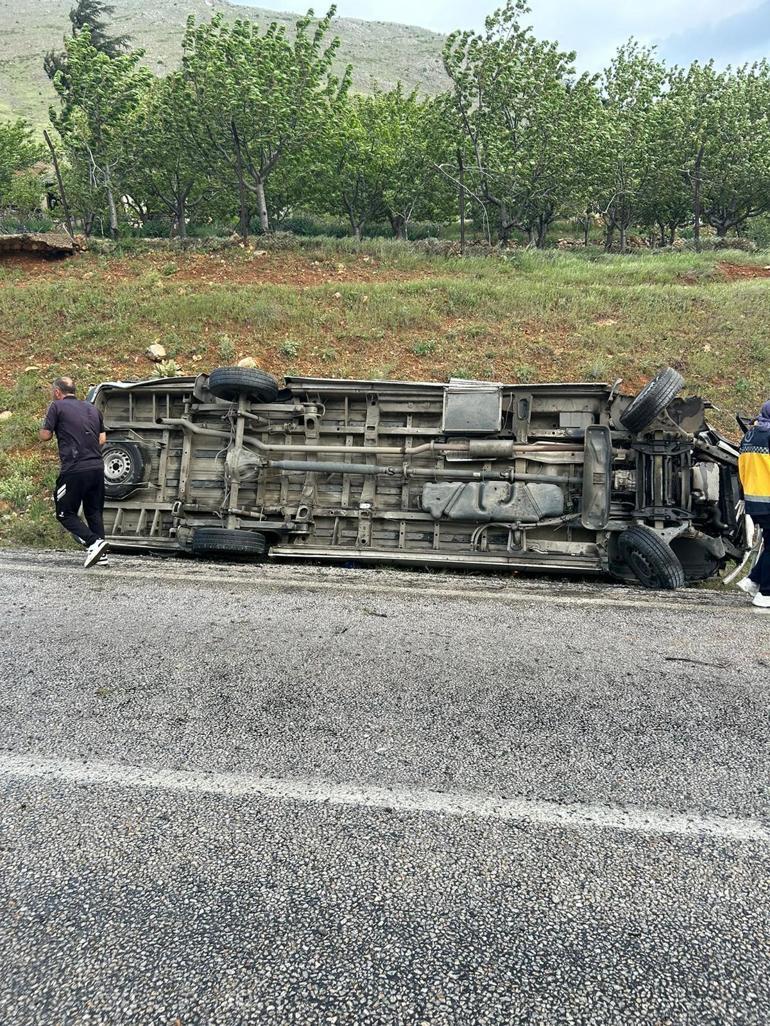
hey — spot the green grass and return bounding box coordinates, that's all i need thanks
[2,242,769,546]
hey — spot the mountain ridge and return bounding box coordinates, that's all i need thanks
[0,0,449,125]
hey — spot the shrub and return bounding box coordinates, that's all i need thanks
[151,359,183,378]
[280,339,302,358]
[218,335,237,362]
[412,340,436,357]
[713,236,757,252]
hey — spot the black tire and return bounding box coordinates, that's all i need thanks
[617,525,686,590]
[208,366,279,403]
[619,367,684,433]
[191,527,268,559]
[103,440,146,499]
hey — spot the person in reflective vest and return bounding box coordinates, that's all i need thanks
[738,400,770,609]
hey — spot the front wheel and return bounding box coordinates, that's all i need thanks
[616,525,686,590]
[619,367,684,433]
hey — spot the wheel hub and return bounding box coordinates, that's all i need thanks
[104,450,132,483]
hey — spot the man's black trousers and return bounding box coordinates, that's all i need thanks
[54,468,105,547]
[749,518,770,596]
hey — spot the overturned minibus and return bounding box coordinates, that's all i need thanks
[89,366,747,588]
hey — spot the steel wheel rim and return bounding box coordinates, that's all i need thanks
[104,450,132,483]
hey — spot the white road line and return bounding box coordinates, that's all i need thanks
[0,559,742,613]
[1,752,767,843]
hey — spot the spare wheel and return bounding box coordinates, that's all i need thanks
[103,440,146,499]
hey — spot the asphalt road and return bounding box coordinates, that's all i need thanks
[1,549,769,1025]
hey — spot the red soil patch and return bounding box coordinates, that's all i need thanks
[0,249,437,290]
[717,261,770,281]
[0,252,74,275]
[167,251,432,287]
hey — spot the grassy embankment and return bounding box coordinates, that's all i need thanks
[1,240,769,547]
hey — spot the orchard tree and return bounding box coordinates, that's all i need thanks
[701,63,770,237]
[45,0,130,82]
[124,73,211,239]
[313,94,388,238]
[661,61,724,250]
[180,8,349,238]
[593,42,665,251]
[633,96,691,245]
[443,0,590,246]
[377,88,455,238]
[306,88,454,239]
[50,27,152,236]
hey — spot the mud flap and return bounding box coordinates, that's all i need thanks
[581,425,612,530]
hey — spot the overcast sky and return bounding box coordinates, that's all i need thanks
[231,0,770,69]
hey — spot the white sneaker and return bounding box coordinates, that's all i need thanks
[752,592,770,609]
[737,578,760,597]
[84,539,108,568]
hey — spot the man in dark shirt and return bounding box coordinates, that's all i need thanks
[40,376,109,568]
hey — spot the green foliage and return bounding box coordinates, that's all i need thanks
[217,335,237,362]
[443,1,598,247]
[0,120,43,207]
[12,0,770,249]
[151,358,183,377]
[179,8,349,234]
[412,340,436,356]
[50,27,153,237]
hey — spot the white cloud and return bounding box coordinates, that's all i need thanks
[232,0,767,68]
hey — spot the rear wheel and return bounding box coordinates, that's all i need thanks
[619,367,684,433]
[617,525,686,590]
[208,366,279,403]
[191,527,269,559]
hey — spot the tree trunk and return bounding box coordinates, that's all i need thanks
[536,218,548,248]
[175,196,187,241]
[583,215,590,248]
[658,222,666,248]
[604,223,615,252]
[619,223,626,254]
[389,213,406,240]
[254,178,269,234]
[236,173,249,240]
[233,140,250,241]
[106,185,118,239]
[498,200,512,244]
[458,149,466,256]
[692,146,704,253]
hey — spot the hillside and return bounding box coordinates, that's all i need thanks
[0,0,448,125]
[1,242,769,546]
